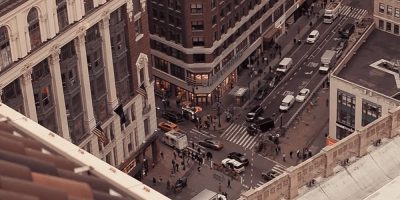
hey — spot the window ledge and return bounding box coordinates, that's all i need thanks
[135,34,144,42]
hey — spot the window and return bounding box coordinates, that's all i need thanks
[169,14,175,25]
[56,0,69,31]
[27,8,41,50]
[378,19,384,29]
[387,5,393,15]
[386,22,392,31]
[211,0,216,9]
[191,21,204,30]
[379,3,385,13]
[2,79,22,104]
[135,19,142,36]
[170,64,185,80]
[83,0,94,13]
[193,54,205,63]
[336,90,355,128]
[154,56,169,73]
[212,15,217,25]
[394,24,399,35]
[395,8,400,18]
[0,26,12,70]
[361,100,381,126]
[190,3,203,13]
[192,36,205,46]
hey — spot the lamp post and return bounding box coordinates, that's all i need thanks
[217,87,221,127]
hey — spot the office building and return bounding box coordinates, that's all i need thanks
[374,0,400,35]
[148,0,312,105]
[0,0,158,179]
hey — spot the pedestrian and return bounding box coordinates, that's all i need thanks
[228,179,231,188]
[166,180,171,190]
[308,151,312,158]
[152,177,156,185]
[283,154,286,162]
[197,166,201,172]
[309,21,313,27]
[175,163,179,172]
[160,151,164,160]
[289,151,293,159]
[173,151,177,160]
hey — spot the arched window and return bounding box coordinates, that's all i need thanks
[27,8,41,50]
[56,0,69,31]
[0,26,12,70]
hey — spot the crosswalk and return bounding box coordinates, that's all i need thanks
[189,128,217,138]
[340,5,368,20]
[220,123,260,149]
[256,164,287,187]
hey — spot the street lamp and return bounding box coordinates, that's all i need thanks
[216,87,221,127]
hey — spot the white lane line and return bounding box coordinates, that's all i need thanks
[226,125,244,141]
[243,136,257,149]
[221,123,236,137]
[233,128,248,144]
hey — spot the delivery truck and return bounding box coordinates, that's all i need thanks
[323,1,341,23]
[319,50,336,74]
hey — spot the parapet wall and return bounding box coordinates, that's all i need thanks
[239,106,400,200]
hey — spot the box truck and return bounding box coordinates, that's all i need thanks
[323,1,341,23]
[162,130,188,150]
[319,50,336,74]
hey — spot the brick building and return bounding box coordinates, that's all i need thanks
[374,0,400,35]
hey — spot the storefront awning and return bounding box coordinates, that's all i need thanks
[263,27,279,41]
[229,86,249,97]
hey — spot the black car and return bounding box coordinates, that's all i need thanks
[261,171,279,181]
[255,85,269,100]
[173,177,187,193]
[335,39,348,58]
[228,152,249,166]
[198,138,223,150]
[339,23,355,39]
[162,110,183,123]
[246,105,263,122]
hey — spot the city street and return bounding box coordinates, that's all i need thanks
[147,3,370,200]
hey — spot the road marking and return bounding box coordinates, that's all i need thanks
[233,129,248,144]
[221,123,235,137]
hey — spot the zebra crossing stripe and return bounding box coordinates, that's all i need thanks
[233,129,248,144]
[226,125,243,141]
[221,123,235,137]
[244,137,258,149]
[248,140,258,149]
[240,134,253,147]
[222,124,239,138]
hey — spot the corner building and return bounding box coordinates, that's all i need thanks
[0,0,158,180]
[148,0,312,105]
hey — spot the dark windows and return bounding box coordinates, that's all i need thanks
[133,0,141,15]
[190,3,203,14]
[60,41,76,61]
[394,24,399,35]
[170,64,185,80]
[56,0,69,31]
[387,21,392,32]
[83,0,94,13]
[85,25,100,42]
[212,15,217,25]
[2,79,22,104]
[211,0,216,9]
[154,56,169,73]
[193,54,205,63]
[27,8,41,50]
[135,19,142,36]
[362,100,381,126]
[378,19,384,29]
[192,37,205,46]
[0,26,12,70]
[387,5,393,15]
[337,90,355,128]
[191,21,204,31]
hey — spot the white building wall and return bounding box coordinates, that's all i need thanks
[329,76,400,140]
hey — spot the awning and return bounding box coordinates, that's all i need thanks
[229,86,249,97]
[263,27,279,41]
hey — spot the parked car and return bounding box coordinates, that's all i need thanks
[339,23,355,39]
[228,152,249,166]
[306,30,320,44]
[335,39,348,58]
[198,138,223,150]
[162,110,183,123]
[158,121,179,132]
[295,88,310,102]
[173,177,187,193]
[255,85,269,100]
[261,171,279,181]
[221,158,245,173]
[246,105,263,122]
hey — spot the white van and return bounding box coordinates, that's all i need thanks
[279,95,295,112]
[276,57,293,74]
[162,130,188,150]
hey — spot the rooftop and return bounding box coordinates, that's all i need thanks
[0,103,169,200]
[336,30,400,99]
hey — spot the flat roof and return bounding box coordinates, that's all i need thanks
[336,30,400,99]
